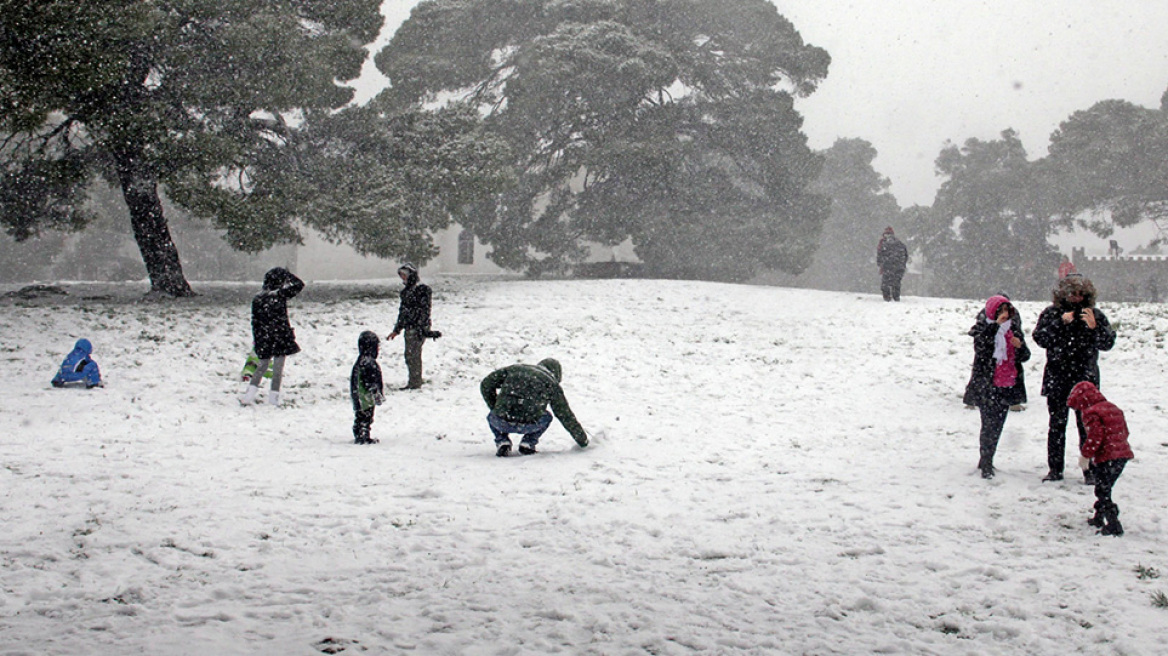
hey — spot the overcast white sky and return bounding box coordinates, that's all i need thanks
[354,0,1168,209]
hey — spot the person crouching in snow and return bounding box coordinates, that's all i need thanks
[51,338,103,388]
[351,331,385,445]
[1067,381,1134,536]
[966,295,1029,479]
[240,267,304,407]
[480,358,588,457]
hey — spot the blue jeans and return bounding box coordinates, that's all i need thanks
[488,412,552,447]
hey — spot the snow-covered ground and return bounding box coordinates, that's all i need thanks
[1,277,1166,655]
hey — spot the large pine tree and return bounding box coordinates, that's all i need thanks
[0,0,382,295]
[376,0,831,281]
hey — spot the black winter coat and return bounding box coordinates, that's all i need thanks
[350,331,384,412]
[964,315,1030,407]
[251,268,304,359]
[1032,303,1116,399]
[877,236,909,273]
[393,269,432,333]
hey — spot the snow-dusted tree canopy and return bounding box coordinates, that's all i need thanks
[0,0,383,296]
[377,0,833,281]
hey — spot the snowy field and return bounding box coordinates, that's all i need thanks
[1,276,1166,656]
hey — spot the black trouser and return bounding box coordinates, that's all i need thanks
[1046,394,1087,475]
[881,270,904,301]
[978,395,1010,469]
[1089,458,1127,519]
[354,408,375,442]
[403,328,425,388]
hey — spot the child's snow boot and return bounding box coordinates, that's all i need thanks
[518,444,538,456]
[1087,501,1105,527]
[496,443,511,457]
[239,385,259,406]
[267,390,280,407]
[1100,508,1123,536]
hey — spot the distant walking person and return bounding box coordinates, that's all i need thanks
[1032,274,1116,483]
[480,358,589,457]
[240,267,304,407]
[966,295,1030,479]
[1067,381,1133,536]
[876,227,909,301]
[1058,254,1077,279]
[350,331,385,444]
[387,263,439,389]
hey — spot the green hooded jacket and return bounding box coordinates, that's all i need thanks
[480,359,587,447]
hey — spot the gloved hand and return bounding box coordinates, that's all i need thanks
[1078,455,1091,471]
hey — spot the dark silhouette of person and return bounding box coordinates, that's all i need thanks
[876,227,909,301]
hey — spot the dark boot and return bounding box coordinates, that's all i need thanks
[1042,471,1063,482]
[496,443,512,457]
[1087,500,1105,527]
[1100,507,1123,536]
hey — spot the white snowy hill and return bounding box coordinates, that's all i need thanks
[1,277,1166,655]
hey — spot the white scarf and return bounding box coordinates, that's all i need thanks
[989,316,1012,364]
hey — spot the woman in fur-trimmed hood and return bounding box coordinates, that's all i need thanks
[1032,274,1116,482]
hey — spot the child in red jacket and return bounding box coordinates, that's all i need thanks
[1067,381,1134,536]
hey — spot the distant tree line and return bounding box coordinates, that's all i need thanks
[2,0,1165,297]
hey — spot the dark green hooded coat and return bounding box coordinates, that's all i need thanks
[480,358,588,446]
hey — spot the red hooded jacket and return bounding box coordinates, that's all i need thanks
[1067,381,1134,463]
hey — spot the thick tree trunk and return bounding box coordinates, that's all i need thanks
[113,147,193,297]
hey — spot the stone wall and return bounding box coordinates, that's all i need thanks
[1072,247,1168,302]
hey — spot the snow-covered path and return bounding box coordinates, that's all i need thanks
[1,278,1165,655]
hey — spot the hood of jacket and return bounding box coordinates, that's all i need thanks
[263,267,290,291]
[1067,380,1106,410]
[984,295,1011,322]
[1053,274,1096,309]
[358,330,379,358]
[537,358,562,382]
[72,338,93,356]
[398,263,420,288]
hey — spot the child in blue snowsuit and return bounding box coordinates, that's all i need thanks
[51,338,103,388]
[350,331,385,444]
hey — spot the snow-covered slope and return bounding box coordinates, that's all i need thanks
[1,278,1166,655]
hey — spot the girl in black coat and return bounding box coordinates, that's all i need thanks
[240,267,304,406]
[967,295,1030,479]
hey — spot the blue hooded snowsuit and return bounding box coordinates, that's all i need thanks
[51,338,102,388]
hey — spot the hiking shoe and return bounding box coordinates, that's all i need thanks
[518,444,538,456]
[496,444,511,457]
[1100,519,1124,536]
[1042,471,1063,482]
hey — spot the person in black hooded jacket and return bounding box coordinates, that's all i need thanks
[1032,274,1116,483]
[240,267,304,407]
[387,263,437,389]
[350,331,385,444]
